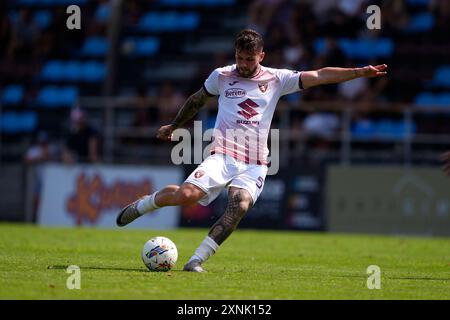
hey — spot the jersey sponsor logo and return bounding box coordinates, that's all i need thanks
[225,88,246,99]
[194,170,205,179]
[237,98,259,120]
[228,80,239,86]
[236,119,260,125]
[258,82,268,93]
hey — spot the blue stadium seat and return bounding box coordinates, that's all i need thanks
[437,93,450,106]
[81,37,109,57]
[81,61,106,82]
[134,37,160,56]
[414,92,435,106]
[351,119,376,138]
[314,38,394,60]
[2,85,24,105]
[16,0,87,6]
[0,111,37,134]
[178,12,200,30]
[64,61,82,82]
[160,0,235,6]
[37,86,79,107]
[139,12,200,31]
[407,0,431,6]
[40,60,64,81]
[432,66,450,88]
[405,13,434,32]
[95,3,111,23]
[34,10,52,29]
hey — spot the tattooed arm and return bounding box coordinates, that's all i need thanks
[157,87,211,141]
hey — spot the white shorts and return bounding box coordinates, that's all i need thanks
[184,153,268,206]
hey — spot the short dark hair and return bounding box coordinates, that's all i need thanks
[234,29,264,53]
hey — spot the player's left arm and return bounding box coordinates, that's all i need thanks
[300,64,388,89]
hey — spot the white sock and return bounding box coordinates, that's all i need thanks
[188,236,219,263]
[136,192,160,214]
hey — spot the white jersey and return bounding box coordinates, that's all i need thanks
[204,64,302,165]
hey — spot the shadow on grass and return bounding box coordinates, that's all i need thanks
[46,265,188,273]
[47,265,148,273]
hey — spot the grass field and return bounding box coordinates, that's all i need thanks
[0,223,449,300]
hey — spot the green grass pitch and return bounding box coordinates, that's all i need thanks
[0,223,448,299]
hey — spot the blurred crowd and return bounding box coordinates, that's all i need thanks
[1,0,449,166]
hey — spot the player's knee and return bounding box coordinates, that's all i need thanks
[174,185,203,206]
[237,193,253,213]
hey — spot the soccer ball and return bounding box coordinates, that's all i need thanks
[141,236,178,272]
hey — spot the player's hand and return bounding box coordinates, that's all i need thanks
[359,64,388,78]
[157,124,176,141]
[440,151,450,176]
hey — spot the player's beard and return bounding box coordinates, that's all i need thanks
[238,65,259,78]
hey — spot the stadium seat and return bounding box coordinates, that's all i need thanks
[81,61,106,82]
[139,12,200,31]
[160,0,235,6]
[36,86,79,107]
[407,0,431,7]
[64,61,82,82]
[134,38,160,56]
[314,38,394,60]
[34,10,52,29]
[40,60,64,81]
[351,119,376,138]
[16,0,88,5]
[80,37,109,57]
[432,66,450,88]
[95,3,111,23]
[1,85,24,105]
[404,13,434,33]
[0,111,37,134]
[414,92,435,106]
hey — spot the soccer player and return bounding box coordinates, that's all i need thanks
[116,29,388,272]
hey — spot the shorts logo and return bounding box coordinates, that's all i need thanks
[194,170,205,179]
[258,82,268,93]
[225,88,246,99]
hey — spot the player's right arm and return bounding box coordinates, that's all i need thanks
[157,87,211,141]
[440,151,450,176]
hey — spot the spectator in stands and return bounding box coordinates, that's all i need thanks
[62,108,101,164]
[24,130,58,221]
[157,82,186,124]
[24,131,58,165]
[301,112,340,165]
[131,84,157,127]
[248,0,290,36]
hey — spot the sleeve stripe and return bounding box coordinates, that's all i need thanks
[299,71,304,90]
[203,84,215,97]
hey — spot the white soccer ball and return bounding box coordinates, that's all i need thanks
[141,236,178,272]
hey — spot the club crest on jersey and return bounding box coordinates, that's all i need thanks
[258,82,268,93]
[194,170,205,179]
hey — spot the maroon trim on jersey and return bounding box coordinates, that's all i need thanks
[299,71,304,90]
